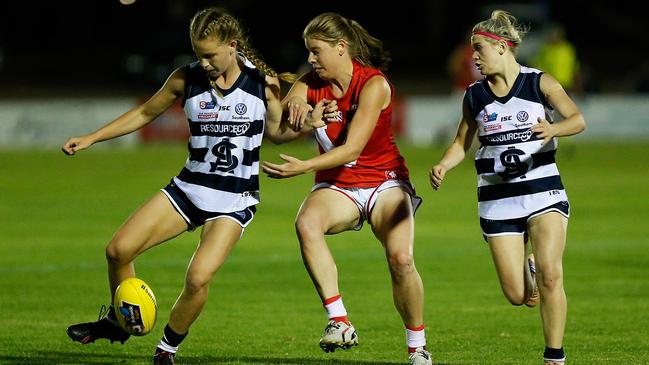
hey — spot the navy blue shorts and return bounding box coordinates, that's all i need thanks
[162,181,256,231]
[480,200,570,240]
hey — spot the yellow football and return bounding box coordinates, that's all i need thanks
[113,277,158,336]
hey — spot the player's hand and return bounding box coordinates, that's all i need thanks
[262,154,310,178]
[429,164,447,190]
[287,97,313,131]
[531,117,557,145]
[310,99,338,129]
[61,135,94,156]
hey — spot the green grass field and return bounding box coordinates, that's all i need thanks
[1,141,648,364]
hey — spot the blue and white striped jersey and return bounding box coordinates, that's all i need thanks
[465,66,568,220]
[172,56,266,213]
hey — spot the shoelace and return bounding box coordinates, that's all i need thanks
[97,304,109,321]
[409,349,430,360]
[325,322,343,334]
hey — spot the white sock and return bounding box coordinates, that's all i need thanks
[406,325,426,349]
[323,295,347,319]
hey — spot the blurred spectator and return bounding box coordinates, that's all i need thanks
[447,31,482,93]
[532,24,582,94]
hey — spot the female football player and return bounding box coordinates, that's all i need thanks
[262,12,432,365]
[62,7,333,365]
[428,10,586,365]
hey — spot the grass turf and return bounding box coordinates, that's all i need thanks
[0,141,647,364]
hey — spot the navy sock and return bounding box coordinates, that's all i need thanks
[161,324,188,348]
[107,305,118,322]
[544,347,565,360]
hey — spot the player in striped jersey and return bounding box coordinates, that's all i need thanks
[263,13,432,365]
[61,7,328,365]
[429,10,586,365]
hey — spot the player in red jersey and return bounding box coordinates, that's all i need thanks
[262,12,432,365]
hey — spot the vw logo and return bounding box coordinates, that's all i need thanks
[235,103,247,115]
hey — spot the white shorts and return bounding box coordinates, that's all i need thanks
[312,180,422,231]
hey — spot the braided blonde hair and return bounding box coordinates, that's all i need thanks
[190,8,296,83]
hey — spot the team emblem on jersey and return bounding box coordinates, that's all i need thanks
[210,140,239,173]
[498,147,529,180]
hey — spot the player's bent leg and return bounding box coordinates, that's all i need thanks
[295,189,362,352]
[68,192,187,346]
[296,189,360,299]
[487,235,528,305]
[106,192,189,296]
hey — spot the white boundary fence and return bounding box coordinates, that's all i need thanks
[1,94,647,148]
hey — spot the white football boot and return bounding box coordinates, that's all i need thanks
[408,347,433,365]
[319,320,358,352]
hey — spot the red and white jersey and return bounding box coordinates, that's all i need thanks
[305,61,409,188]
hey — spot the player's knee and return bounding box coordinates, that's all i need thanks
[184,272,211,295]
[501,285,525,306]
[538,267,563,293]
[105,237,134,264]
[387,252,415,277]
[295,214,323,241]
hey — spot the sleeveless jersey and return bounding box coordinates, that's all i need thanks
[305,61,409,188]
[172,57,266,213]
[465,66,568,220]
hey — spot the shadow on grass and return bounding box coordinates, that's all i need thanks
[0,351,454,365]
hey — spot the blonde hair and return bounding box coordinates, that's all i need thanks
[190,7,296,83]
[472,10,529,54]
[303,12,390,71]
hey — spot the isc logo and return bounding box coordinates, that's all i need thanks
[218,106,231,111]
[501,115,512,121]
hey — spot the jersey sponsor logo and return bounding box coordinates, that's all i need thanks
[482,129,534,144]
[483,112,498,123]
[517,111,529,122]
[484,124,502,132]
[199,123,250,136]
[210,140,239,173]
[500,115,512,121]
[198,112,218,119]
[235,103,247,115]
[200,100,216,109]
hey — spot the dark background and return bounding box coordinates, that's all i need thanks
[0,0,645,97]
